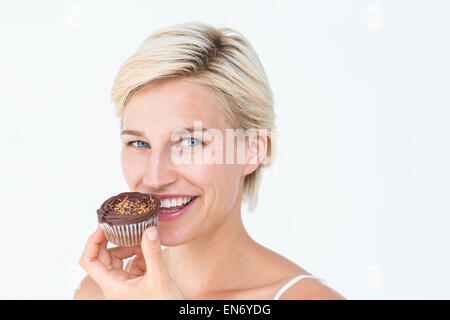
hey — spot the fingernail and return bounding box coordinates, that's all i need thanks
[147,227,157,241]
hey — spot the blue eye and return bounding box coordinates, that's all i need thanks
[180,137,202,147]
[128,140,149,148]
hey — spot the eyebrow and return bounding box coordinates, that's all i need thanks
[120,129,144,136]
[173,126,209,135]
[120,127,209,136]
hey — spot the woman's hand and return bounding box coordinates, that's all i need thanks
[79,225,184,300]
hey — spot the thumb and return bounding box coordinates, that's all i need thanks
[141,226,166,279]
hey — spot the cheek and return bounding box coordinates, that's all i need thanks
[184,163,242,208]
[121,150,145,187]
[216,165,243,205]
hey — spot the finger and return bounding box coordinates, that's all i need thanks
[80,225,107,265]
[109,246,143,259]
[125,256,146,276]
[109,246,143,270]
[79,226,117,288]
[83,225,113,269]
[141,226,167,280]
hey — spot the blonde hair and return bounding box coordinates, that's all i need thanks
[111,21,276,212]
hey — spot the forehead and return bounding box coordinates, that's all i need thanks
[122,78,229,130]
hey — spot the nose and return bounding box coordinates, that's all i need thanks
[142,148,178,190]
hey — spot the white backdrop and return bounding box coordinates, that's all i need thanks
[1,0,449,299]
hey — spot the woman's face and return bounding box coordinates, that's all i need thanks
[120,78,250,246]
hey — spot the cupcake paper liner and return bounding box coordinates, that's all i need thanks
[100,214,158,247]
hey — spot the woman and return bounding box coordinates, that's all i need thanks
[75,22,345,300]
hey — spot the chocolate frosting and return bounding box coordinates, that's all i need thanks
[97,192,160,226]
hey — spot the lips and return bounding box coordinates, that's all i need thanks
[159,196,196,213]
[157,196,198,222]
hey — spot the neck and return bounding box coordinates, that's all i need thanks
[163,199,258,298]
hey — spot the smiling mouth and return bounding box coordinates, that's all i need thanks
[158,196,198,214]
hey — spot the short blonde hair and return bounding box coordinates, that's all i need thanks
[111,21,276,212]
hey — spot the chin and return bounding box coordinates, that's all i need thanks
[157,227,191,247]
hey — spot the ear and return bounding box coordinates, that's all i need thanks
[242,132,268,176]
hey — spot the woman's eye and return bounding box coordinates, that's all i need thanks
[180,137,203,147]
[127,140,149,148]
[126,138,201,149]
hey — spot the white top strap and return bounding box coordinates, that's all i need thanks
[273,274,326,300]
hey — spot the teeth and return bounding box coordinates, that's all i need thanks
[160,196,194,208]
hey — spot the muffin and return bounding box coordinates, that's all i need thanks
[97,192,160,247]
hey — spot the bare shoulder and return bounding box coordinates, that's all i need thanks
[250,243,345,300]
[73,275,105,300]
[277,277,346,300]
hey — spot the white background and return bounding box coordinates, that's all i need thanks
[0,0,449,299]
